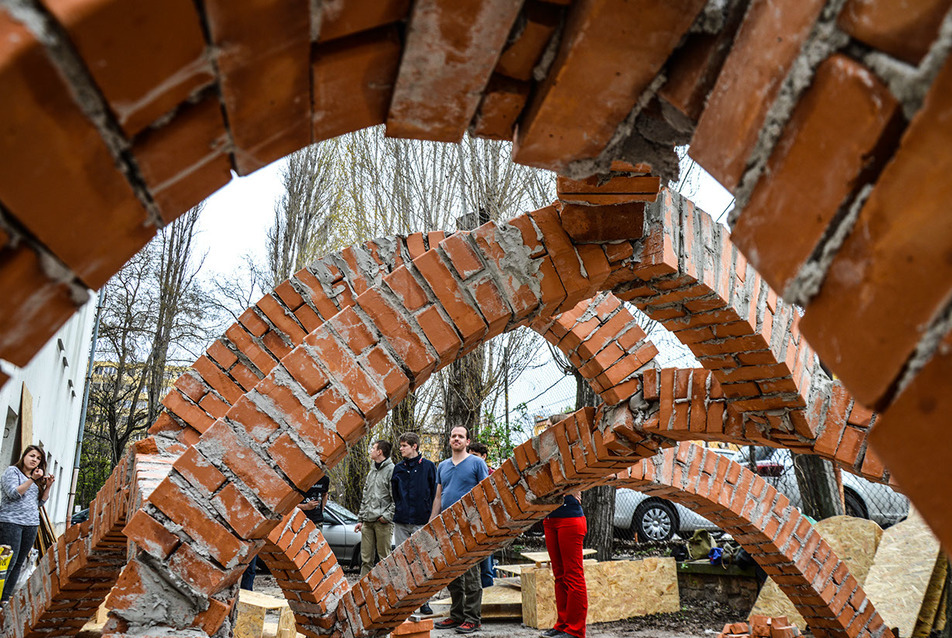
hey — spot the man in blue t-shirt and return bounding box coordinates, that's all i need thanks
[431,426,489,634]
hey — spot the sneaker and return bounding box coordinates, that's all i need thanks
[455,622,481,634]
[420,604,434,615]
[541,630,561,638]
[434,619,462,630]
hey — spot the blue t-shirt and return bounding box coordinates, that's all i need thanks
[437,454,488,511]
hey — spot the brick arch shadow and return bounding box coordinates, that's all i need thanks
[1,195,900,638]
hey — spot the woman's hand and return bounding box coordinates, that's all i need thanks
[31,467,44,482]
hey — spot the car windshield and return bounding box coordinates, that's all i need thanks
[325,500,358,524]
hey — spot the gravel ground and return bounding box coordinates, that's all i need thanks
[254,574,738,638]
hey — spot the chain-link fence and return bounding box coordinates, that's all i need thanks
[611,445,910,543]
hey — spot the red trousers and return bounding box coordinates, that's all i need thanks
[543,516,588,638]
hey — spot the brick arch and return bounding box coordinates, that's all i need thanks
[95,203,640,636]
[2,0,952,569]
[3,189,903,637]
[612,444,892,638]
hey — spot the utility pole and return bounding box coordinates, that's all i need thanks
[66,287,105,524]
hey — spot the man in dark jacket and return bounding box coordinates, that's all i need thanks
[392,431,436,614]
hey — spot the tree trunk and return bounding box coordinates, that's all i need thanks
[442,347,484,457]
[575,371,614,561]
[792,453,844,520]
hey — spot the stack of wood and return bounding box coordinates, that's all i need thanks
[718,615,801,638]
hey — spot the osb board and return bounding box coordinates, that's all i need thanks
[237,589,294,638]
[519,549,597,566]
[865,509,941,638]
[521,557,679,629]
[751,516,883,628]
[913,554,947,637]
[431,584,523,619]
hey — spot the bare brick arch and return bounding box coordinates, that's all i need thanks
[613,444,893,638]
[2,0,952,566]
[1,190,902,636]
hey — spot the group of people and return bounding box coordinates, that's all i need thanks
[0,433,588,638]
[352,426,588,638]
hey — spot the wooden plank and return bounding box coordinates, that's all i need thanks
[19,383,32,454]
[385,0,524,142]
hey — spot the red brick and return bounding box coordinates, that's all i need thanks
[147,478,246,568]
[45,0,212,137]
[386,266,430,312]
[168,542,232,596]
[413,250,487,349]
[201,420,297,514]
[733,55,901,295]
[358,288,438,381]
[838,0,952,65]
[558,175,661,204]
[440,233,484,280]
[192,355,244,405]
[318,0,411,42]
[496,1,562,81]
[558,203,647,243]
[0,13,155,289]
[175,446,227,494]
[471,76,530,141]
[203,0,311,174]
[385,0,523,142]
[282,347,331,396]
[312,27,401,142]
[690,0,828,190]
[132,95,231,223]
[657,0,746,123]
[122,511,179,560]
[514,0,706,171]
[0,244,80,366]
[214,481,272,540]
[269,432,325,490]
[805,51,952,405]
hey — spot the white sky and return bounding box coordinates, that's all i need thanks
[192,153,734,436]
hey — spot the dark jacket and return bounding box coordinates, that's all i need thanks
[391,455,437,525]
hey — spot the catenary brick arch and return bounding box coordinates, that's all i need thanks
[2,194,907,637]
[613,444,891,638]
[1,0,952,567]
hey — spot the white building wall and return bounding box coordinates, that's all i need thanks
[0,293,99,533]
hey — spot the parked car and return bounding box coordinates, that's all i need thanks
[613,446,909,542]
[614,488,720,542]
[322,500,363,569]
[734,446,908,528]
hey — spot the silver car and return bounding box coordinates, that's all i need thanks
[734,446,908,527]
[322,500,363,569]
[613,447,908,542]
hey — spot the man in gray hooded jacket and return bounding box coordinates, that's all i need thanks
[355,439,395,576]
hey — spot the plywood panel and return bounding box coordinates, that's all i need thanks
[751,515,883,629]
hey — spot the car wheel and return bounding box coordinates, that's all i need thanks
[844,490,868,519]
[634,500,677,542]
[350,544,361,571]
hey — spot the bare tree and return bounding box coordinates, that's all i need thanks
[267,140,343,287]
[78,207,213,505]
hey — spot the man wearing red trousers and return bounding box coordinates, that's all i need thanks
[542,491,588,638]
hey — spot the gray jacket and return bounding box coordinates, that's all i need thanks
[358,458,395,522]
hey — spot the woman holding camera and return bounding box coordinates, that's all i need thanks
[0,445,54,603]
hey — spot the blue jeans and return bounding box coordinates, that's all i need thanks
[240,555,258,591]
[0,522,38,602]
